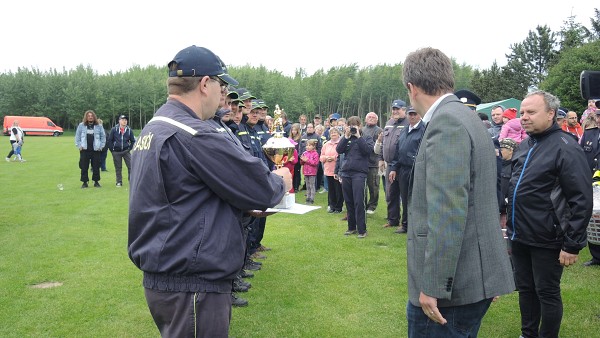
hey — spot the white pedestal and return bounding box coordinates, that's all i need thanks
[274,193,295,209]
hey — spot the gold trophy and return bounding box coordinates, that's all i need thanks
[263,104,296,208]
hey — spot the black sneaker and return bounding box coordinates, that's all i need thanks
[240,270,254,278]
[231,293,248,307]
[344,230,358,236]
[94,181,101,188]
[246,258,262,266]
[81,182,88,189]
[244,262,261,271]
[233,279,249,292]
[235,275,251,287]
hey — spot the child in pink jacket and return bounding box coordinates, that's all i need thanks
[499,108,528,144]
[300,140,319,204]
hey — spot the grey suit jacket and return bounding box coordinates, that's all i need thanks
[407,95,515,307]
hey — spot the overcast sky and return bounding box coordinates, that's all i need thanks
[1,1,596,77]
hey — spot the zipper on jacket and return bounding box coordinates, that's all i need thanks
[511,140,537,240]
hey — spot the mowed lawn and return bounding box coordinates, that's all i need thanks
[0,133,599,337]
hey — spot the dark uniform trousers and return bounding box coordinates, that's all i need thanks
[398,165,412,228]
[385,165,401,226]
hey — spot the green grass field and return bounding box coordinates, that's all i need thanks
[1,133,599,337]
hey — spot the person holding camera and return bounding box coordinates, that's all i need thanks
[336,116,374,238]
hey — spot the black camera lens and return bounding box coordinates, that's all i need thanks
[350,127,357,134]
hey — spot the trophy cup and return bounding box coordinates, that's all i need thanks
[262,104,296,208]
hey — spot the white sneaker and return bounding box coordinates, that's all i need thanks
[116,182,122,187]
[366,210,375,214]
[5,157,9,162]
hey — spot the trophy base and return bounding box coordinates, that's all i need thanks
[274,193,295,209]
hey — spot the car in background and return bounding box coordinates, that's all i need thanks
[3,116,64,136]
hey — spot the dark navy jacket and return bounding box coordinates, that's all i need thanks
[580,127,600,172]
[389,121,425,171]
[107,125,136,152]
[128,99,286,292]
[254,120,271,145]
[336,134,373,178]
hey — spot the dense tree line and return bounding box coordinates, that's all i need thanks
[1,10,599,130]
[472,11,600,112]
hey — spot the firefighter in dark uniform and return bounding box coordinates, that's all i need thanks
[127,45,292,337]
[579,102,600,267]
[254,99,272,145]
[454,89,482,111]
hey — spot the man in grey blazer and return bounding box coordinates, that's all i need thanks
[402,47,515,337]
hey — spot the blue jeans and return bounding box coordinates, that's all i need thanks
[407,298,492,337]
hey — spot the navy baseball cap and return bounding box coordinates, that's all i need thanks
[168,45,238,86]
[118,115,128,120]
[392,100,406,108]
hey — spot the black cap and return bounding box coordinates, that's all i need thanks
[454,89,481,110]
[167,45,238,86]
[119,115,128,120]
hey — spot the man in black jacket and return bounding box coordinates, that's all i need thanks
[388,107,425,234]
[508,91,592,338]
[107,115,136,186]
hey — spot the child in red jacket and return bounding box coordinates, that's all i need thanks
[282,138,299,193]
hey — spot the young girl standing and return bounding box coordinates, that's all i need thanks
[300,139,319,204]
